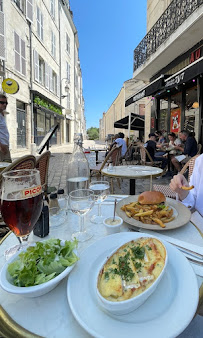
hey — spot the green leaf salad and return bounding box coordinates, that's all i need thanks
[7,238,79,287]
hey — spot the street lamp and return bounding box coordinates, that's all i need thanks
[61,78,69,99]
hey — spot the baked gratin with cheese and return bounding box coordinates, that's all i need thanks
[97,237,166,302]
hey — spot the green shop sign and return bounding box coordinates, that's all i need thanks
[34,96,62,115]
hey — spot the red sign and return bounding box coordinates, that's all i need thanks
[190,48,201,64]
[151,117,155,129]
[170,109,181,133]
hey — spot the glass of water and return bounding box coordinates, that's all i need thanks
[89,180,110,224]
[68,189,95,242]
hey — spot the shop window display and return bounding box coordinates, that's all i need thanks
[185,85,199,137]
[159,98,168,131]
[171,92,181,133]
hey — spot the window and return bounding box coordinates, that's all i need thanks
[50,0,55,19]
[39,56,45,85]
[37,6,43,41]
[66,33,70,54]
[66,62,70,83]
[14,0,25,13]
[51,31,56,59]
[14,32,26,76]
[49,68,57,94]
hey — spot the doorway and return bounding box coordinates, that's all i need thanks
[17,101,26,148]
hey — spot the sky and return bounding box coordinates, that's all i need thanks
[70,0,147,129]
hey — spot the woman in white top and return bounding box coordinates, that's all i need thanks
[170,154,203,216]
[167,132,182,155]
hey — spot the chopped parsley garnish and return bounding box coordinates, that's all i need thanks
[134,262,142,269]
[131,246,145,259]
[104,271,109,280]
[117,252,135,282]
[146,245,152,251]
[112,258,116,264]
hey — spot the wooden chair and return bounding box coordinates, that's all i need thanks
[0,155,36,181]
[90,146,122,193]
[90,146,122,177]
[36,150,51,194]
[139,145,163,168]
[153,154,200,199]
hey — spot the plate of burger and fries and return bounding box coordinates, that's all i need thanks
[116,191,191,231]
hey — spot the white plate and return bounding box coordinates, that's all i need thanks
[67,232,199,338]
[116,196,191,231]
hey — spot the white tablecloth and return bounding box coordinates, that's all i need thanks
[0,196,202,337]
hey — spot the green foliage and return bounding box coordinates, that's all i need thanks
[34,96,62,115]
[87,127,99,140]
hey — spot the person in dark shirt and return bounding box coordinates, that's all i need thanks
[171,130,197,172]
[144,133,167,169]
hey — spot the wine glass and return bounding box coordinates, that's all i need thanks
[1,169,43,259]
[68,189,95,242]
[89,180,110,224]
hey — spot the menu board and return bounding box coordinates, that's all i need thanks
[37,124,59,154]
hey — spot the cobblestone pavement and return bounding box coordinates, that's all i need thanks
[48,150,172,194]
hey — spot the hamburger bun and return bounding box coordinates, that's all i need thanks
[138,191,166,205]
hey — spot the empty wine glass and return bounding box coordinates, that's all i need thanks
[89,180,110,224]
[1,169,43,259]
[68,189,95,242]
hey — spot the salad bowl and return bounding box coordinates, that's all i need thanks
[0,238,78,298]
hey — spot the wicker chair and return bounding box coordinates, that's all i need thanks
[36,150,51,194]
[153,154,200,199]
[139,145,162,167]
[90,146,122,177]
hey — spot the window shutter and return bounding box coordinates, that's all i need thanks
[0,11,5,60]
[57,75,60,97]
[45,62,49,89]
[49,67,53,92]
[26,0,33,23]
[21,39,26,76]
[14,32,21,72]
[41,13,44,41]
[34,50,39,81]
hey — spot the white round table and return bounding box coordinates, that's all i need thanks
[101,165,163,194]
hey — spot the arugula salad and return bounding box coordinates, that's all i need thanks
[8,238,78,287]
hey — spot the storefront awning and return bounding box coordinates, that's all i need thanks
[125,75,166,107]
[165,57,203,89]
[114,113,144,130]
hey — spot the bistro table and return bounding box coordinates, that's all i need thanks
[0,196,202,337]
[90,148,106,164]
[101,165,163,194]
[0,162,11,173]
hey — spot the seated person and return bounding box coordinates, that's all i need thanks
[171,130,197,172]
[167,132,182,154]
[115,132,127,157]
[144,133,167,169]
[105,134,119,157]
[170,154,203,216]
[155,131,167,157]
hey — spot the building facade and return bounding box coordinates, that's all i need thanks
[0,0,85,156]
[127,0,203,143]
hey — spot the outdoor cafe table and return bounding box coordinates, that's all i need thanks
[101,165,163,194]
[90,148,106,164]
[0,162,11,173]
[0,196,202,338]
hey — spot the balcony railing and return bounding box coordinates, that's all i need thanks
[133,0,203,72]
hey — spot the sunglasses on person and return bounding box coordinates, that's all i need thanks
[0,101,8,105]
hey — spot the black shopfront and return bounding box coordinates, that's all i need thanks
[126,41,203,145]
[32,92,64,146]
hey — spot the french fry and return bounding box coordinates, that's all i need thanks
[181,185,194,190]
[121,200,174,228]
[152,217,166,228]
[134,210,154,217]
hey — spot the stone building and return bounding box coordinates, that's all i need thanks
[127,0,203,143]
[0,0,85,156]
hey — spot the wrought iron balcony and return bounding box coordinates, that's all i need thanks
[133,0,203,72]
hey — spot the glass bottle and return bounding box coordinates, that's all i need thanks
[66,134,90,194]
